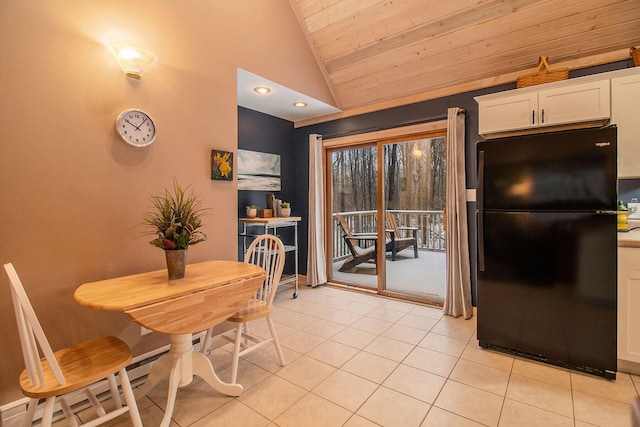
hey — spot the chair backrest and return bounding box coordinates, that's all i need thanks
[244,234,285,307]
[4,263,66,388]
[336,214,354,237]
[385,211,399,239]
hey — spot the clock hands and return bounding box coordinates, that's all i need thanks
[126,117,148,132]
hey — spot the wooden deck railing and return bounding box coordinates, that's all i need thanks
[332,210,445,261]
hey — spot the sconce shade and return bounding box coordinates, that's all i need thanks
[110,45,157,79]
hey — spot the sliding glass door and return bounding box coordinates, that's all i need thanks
[326,127,447,305]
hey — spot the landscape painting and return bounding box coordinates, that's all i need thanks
[237,149,281,191]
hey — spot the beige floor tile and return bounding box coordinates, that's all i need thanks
[409,304,444,320]
[343,414,380,427]
[511,358,571,389]
[357,386,430,427]
[365,307,407,322]
[379,299,417,313]
[313,370,379,412]
[383,364,446,403]
[498,399,574,427]
[237,375,306,420]
[506,374,573,418]
[434,380,503,427]
[397,313,439,331]
[570,371,638,404]
[331,327,378,350]
[276,355,336,390]
[341,301,378,316]
[430,320,476,341]
[403,346,458,378]
[440,312,477,327]
[279,329,326,354]
[189,400,269,427]
[382,323,428,345]
[450,358,510,396]
[306,339,359,367]
[216,359,271,391]
[421,406,484,427]
[303,318,346,339]
[573,390,632,426]
[418,332,468,357]
[363,336,415,362]
[322,309,364,326]
[274,393,352,427]
[270,309,317,330]
[350,316,393,335]
[146,379,233,426]
[461,342,514,372]
[244,343,300,373]
[341,351,399,384]
[574,422,598,427]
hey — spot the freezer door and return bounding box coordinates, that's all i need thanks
[477,211,617,376]
[477,127,617,211]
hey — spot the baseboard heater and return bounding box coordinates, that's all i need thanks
[480,341,616,380]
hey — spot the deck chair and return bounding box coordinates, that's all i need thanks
[4,263,142,427]
[202,234,286,384]
[385,212,419,261]
[336,214,378,272]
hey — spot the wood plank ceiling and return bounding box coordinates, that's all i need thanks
[289,0,640,117]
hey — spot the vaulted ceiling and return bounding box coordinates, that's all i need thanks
[289,0,640,119]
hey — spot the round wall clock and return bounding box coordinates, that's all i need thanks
[115,108,156,147]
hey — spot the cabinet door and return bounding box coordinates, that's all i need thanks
[478,92,537,135]
[618,247,640,363]
[538,80,610,127]
[613,72,640,178]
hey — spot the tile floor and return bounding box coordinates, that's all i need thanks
[24,284,640,426]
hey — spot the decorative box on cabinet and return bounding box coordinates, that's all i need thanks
[613,71,640,178]
[476,79,610,138]
[618,246,640,367]
[239,217,300,299]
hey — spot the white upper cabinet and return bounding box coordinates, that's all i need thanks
[613,72,640,178]
[476,78,611,138]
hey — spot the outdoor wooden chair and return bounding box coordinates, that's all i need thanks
[4,263,142,427]
[385,211,419,261]
[336,214,378,272]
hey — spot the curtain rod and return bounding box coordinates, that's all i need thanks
[320,109,465,140]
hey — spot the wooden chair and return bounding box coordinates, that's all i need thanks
[202,234,286,383]
[4,263,142,427]
[335,214,378,272]
[385,211,419,261]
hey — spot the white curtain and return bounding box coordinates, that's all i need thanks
[307,134,327,287]
[443,107,473,319]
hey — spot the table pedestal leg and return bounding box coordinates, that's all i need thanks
[136,334,243,427]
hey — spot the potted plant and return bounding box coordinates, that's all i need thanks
[246,205,258,219]
[280,202,291,218]
[143,179,207,279]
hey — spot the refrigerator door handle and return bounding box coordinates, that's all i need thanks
[596,210,617,215]
[478,150,485,272]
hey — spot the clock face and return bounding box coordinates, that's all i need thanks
[116,109,156,147]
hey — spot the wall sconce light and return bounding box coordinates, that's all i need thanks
[109,45,157,80]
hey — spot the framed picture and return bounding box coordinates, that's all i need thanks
[238,149,281,191]
[211,150,233,181]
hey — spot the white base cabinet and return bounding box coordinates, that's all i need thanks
[618,247,640,364]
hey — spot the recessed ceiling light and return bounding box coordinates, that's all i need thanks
[293,101,307,108]
[253,86,271,94]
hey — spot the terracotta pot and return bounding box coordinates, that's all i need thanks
[246,208,257,219]
[165,249,188,279]
[281,208,291,217]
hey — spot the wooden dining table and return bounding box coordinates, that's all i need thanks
[74,260,266,427]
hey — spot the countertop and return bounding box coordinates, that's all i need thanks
[618,221,640,248]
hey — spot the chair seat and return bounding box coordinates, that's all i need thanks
[228,299,273,323]
[19,336,131,398]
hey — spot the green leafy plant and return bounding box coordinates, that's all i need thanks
[143,180,207,250]
[246,205,258,210]
[281,202,290,208]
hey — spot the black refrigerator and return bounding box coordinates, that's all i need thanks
[476,126,618,379]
